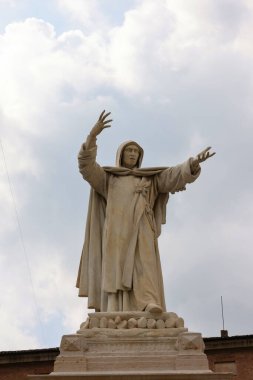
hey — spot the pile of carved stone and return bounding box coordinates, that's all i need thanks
[79,311,184,330]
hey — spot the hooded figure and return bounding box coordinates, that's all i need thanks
[76,136,201,313]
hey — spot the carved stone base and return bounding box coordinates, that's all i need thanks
[28,312,234,379]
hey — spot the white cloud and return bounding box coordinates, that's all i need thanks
[159,189,253,336]
[0,240,85,350]
[0,0,253,350]
[57,0,107,32]
[0,310,40,351]
[0,19,56,130]
[0,0,16,5]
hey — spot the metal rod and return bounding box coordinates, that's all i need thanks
[221,295,225,331]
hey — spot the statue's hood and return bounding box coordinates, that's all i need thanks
[115,140,144,168]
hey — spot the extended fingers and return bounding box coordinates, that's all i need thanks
[97,110,113,129]
[103,118,113,125]
[198,146,211,156]
[203,148,215,159]
[197,148,216,162]
[101,111,111,121]
[99,110,106,120]
[102,119,113,128]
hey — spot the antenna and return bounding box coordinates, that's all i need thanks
[220,296,228,338]
[221,296,225,330]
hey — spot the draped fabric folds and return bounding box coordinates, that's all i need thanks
[76,141,200,312]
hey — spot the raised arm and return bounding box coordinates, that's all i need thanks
[156,147,215,194]
[78,111,113,197]
[85,110,113,149]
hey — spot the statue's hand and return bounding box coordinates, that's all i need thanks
[192,146,216,166]
[197,146,216,163]
[190,147,215,174]
[90,110,113,137]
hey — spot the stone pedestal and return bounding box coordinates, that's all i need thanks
[28,312,234,380]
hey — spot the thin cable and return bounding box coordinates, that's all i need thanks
[0,139,46,345]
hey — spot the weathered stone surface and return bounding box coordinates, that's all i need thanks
[128,318,138,328]
[138,317,147,328]
[107,318,116,329]
[156,319,165,329]
[79,327,187,338]
[80,318,89,330]
[117,320,128,329]
[43,312,232,378]
[176,317,184,328]
[77,313,188,337]
[89,317,99,329]
[177,332,205,352]
[99,317,108,328]
[48,327,232,378]
[77,312,186,331]
[88,311,178,322]
[147,319,156,329]
[61,337,81,352]
[115,315,121,325]
[165,317,177,328]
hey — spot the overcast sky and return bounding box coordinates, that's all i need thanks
[0,0,253,351]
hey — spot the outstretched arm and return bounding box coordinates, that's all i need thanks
[190,147,216,174]
[85,110,113,149]
[156,147,215,194]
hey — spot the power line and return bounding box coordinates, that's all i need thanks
[0,139,46,345]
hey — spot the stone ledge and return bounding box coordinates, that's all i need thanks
[77,327,187,338]
[28,371,235,380]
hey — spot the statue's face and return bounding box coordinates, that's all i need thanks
[122,144,140,168]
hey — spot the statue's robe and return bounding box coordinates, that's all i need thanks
[76,141,200,312]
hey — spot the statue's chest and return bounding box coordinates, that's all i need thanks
[107,175,153,210]
[109,175,141,196]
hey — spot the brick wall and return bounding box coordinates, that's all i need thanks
[208,350,253,379]
[205,335,253,380]
[0,361,54,380]
[0,349,58,380]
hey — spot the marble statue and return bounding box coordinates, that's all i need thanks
[30,111,230,378]
[76,111,215,313]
